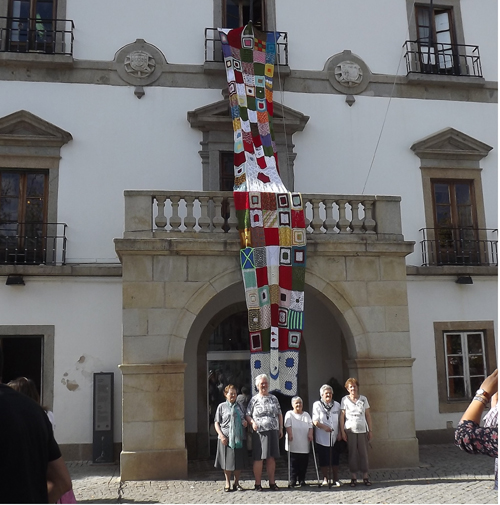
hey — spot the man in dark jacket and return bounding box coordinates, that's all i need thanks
[0,346,72,503]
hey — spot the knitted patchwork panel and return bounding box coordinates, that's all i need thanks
[220,23,306,396]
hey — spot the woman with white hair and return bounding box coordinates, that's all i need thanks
[284,396,313,487]
[312,384,342,487]
[245,374,283,491]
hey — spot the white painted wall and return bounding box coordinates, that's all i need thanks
[461,0,498,81]
[66,0,212,64]
[277,0,408,74]
[407,276,498,431]
[0,277,123,444]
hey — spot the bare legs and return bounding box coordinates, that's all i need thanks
[253,457,276,486]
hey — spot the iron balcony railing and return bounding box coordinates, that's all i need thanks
[205,28,288,66]
[420,228,497,267]
[403,40,482,78]
[0,222,67,265]
[0,16,74,56]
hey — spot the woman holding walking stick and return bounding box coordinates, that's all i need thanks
[312,384,342,487]
[214,384,248,492]
[285,396,313,487]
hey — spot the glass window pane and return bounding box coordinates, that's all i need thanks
[446,334,462,354]
[436,207,451,226]
[457,206,473,228]
[1,173,20,197]
[434,184,450,204]
[435,12,450,31]
[26,173,45,198]
[25,200,43,222]
[36,0,54,18]
[470,376,484,394]
[455,184,472,205]
[0,198,19,222]
[448,377,465,399]
[447,355,463,376]
[467,333,483,354]
[468,355,485,376]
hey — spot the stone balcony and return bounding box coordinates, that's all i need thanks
[120,190,410,251]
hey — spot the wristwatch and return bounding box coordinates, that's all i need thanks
[475,388,491,401]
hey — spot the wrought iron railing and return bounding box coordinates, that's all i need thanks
[0,17,74,56]
[403,40,482,77]
[420,228,497,266]
[205,28,288,66]
[0,222,67,265]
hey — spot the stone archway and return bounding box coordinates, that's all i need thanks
[116,227,419,480]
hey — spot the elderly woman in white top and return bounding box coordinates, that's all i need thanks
[340,377,373,487]
[214,384,248,492]
[312,384,342,487]
[284,396,313,487]
[246,373,283,491]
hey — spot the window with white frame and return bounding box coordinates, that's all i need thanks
[444,330,486,400]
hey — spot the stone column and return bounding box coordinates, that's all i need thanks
[346,358,419,468]
[119,363,187,480]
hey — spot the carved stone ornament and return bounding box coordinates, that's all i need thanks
[334,61,363,87]
[124,50,156,78]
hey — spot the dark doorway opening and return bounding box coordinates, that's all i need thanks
[0,336,43,396]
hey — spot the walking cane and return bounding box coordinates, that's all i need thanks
[287,436,292,488]
[311,440,321,488]
[328,430,332,489]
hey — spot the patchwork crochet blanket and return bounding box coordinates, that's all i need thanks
[219,23,306,395]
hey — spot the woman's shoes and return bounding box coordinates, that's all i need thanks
[254,484,263,491]
[224,486,231,492]
[269,483,279,491]
[233,483,244,491]
[349,479,357,487]
[321,479,329,487]
[363,478,372,486]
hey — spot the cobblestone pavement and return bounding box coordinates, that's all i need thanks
[69,445,498,504]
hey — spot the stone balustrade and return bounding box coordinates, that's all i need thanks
[123,190,403,240]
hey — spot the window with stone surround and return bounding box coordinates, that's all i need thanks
[411,128,494,268]
[0,110,72,266]
[434,321,496,413]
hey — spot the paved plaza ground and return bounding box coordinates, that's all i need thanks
[69,444,498,504]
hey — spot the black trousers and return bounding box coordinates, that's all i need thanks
[289,452,309,483]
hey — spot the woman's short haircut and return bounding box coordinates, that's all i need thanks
[255,373,269,387]
[291,396,302,406]
[320,384,333,396]
[224,384,236,396]
[344,377,359,389]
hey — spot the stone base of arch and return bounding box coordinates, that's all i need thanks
[346,358,419,469]
[119,363,188,480]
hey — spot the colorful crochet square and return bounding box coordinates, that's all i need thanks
[219,23,306,396]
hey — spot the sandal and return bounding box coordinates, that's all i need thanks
[224,486,231,492]
[254,484,263,491]
[350,479,357,487]
[233,483,244,491]
[269,483,279,491]
[363,478,372,486]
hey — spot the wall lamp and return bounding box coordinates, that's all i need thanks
[456,275,473,285]
[6,274,25,286]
